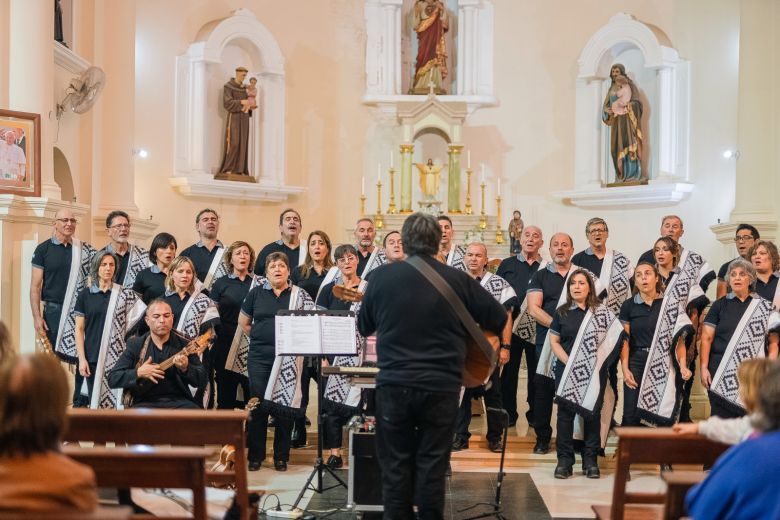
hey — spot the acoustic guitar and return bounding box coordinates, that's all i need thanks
[210,397,260,486]
[332,284,363,302]
[36,333,56,357]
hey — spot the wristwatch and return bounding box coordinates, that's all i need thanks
[500,343,511,350]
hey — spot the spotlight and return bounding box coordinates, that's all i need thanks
[133,148,149,158]
[722,150,740,159]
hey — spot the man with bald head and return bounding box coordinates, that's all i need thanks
[526,232,576,453]
[497,225,546,427]
[30,208,96,406]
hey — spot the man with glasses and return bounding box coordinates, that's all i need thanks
[180,209,226,292]
[108,299,206,409]
[30,208,96,406]
[100,211,149,287]
[255,208,306,276]
[716,224,760,299]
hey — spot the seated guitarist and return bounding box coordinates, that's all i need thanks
[108,299,206,409]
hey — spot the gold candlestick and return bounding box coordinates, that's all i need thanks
[387,168,398,214]
[478,181,487,230]
[360,194,366,216]
[495,195,504,245]
[375,181,384,230]
[464,168,473,215]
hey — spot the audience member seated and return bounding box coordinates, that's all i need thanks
[685,361,780,519]
[674,358,771,444]
[0,353,98,513]
[0,321,13,362]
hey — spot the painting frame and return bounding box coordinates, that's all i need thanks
[0,109,41,197]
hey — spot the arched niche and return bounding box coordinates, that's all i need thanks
[557,13,692,208]
[53,147,75,203]
[171,8,302,201]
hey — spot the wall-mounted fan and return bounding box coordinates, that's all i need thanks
[56,66,106,119]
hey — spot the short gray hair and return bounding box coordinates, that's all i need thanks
[725,257,757,292]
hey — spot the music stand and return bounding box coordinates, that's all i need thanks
[275,310,357,509]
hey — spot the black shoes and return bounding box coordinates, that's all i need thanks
[326,455,343,470]
[488,439,502,453]
[554,465,572,479]
[451,438,469,451]
[274,460,287,472]
[584,466,601,479]
[661,463,673,473]
[248,460,262,472]
[533,440,550,454]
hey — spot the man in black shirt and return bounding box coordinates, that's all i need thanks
[100,210,150,287]
[496,225,545,427]
[358,213,506,520]
[715,224,759,299]
[527,232,575,454]
[354,217,377,276]
[108,300,206,409]
[255,208,303,276]
[180,209,225,291]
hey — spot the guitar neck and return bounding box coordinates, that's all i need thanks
[156,345,196,372]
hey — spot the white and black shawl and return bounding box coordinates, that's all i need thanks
[224,274,265,377]
[512,259,549,344]
[55,239,97,362]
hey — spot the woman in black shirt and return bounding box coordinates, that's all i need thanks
[619,262,691,426]
[751,240,780,307]
[209,241,256,410]
[133,232,177,304]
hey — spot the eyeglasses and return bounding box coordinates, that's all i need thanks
[734,235,754,243]
[109,223,131,230]
[337,255,357,264]
[588,228,607,235]
[56,218,78,224]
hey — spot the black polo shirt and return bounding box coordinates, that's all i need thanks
[356,248,374,277]
[718,257,740,281]
[73,285,112,362]
[102,243,129,285]
[316,280,359,311]
[356,255,506,394]
[645,247,715,293]
[210,274,253,333]
[254,240,300,276]
[572,248,605,277]
[180,240,224,282]
[619,293,663,351]
[527,264,570,347]
[756,274,780,303]
[132,265,167,304]
[240,281,292,355]
[704,295,754,357]
[496,254,542,303]
[549,305,588,356]
[291,265,328,300]
[31,237,73,304]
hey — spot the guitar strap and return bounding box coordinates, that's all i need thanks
[406,256,496,367]
[122,335,152,409]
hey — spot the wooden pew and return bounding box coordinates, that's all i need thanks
[64,409,254,520]
[63,445,210,520]
[592,427,729,520]
[0,507,132,519]
[661,470,706,520]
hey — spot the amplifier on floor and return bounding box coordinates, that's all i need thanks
[348,425,383,513]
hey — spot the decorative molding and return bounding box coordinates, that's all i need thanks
[169,176,304,202]
[0,195,89,224]
[53,42,90,73]
[710,219,777,244]
[554,181,694,208]
[396,92,469,142]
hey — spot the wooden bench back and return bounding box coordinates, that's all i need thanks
[608,427,729,520]
[65,409,252,520]
[63,445,210,520]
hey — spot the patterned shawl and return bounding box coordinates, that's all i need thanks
[120,244,150,287]
[201,246,228,293]
[361,247,388,277]
[555,304,624,418]
[637,257,703,426]
[447,244,467,272]
[323,279,367,416]
[709,297,780,415]
[224,274,265,377]
[599,249,633,315]
[261,286,316,418]
[512,259,549,344]
[55,239,97,362]
[90,285,146,409]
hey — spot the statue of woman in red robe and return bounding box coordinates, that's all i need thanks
[410,0,449,94]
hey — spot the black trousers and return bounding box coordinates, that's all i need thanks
[679,358,697,423]
[375,385,459,520]
[293,359,317,441]
[455,368,505,443]
[80,361,97,405]
[215,368,249,410]
[322,411,348,449]
[500,336,537,424]
[132,397,201,409]
[44,302,87,407]
[622,349,649,427]
[554,362,600,468]
[247,353,292,463]
[532,344,555,442]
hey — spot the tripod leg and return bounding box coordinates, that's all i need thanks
[292,465,321,508]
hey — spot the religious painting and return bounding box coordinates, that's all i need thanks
[0,109,41,197]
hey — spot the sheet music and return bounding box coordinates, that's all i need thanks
[320,315,357,355]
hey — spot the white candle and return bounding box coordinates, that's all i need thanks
[497,178,501,195]
[377,162,381,182]
[362,176,365,196]
[480,164,485,183]
[467,150,471,169]
[389,151,394,169]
